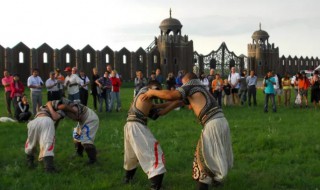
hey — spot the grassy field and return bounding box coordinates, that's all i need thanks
[0,84,319,190]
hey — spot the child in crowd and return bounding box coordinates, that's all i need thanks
[110,70,122,112]
[15,94,32,122]
[223,79,232,106]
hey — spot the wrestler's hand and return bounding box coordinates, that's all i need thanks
[141,91,153,101]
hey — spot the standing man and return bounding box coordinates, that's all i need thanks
[142,73,233,190]
[95,71,112,112]
[55,68,65,99]
[2,70,13,117]
[246,70,258,106]
[228,67,240,105]
[263,71,276,113]
[27,68,44,115]
[207,68,215,95]
[79,70,90,106]
[45,72,60,101]
[106,64,120,78]
[134,70,147,97]
[155,68,164,89]
[64,67,81,103]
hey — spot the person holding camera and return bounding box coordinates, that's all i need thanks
[27,68,44,115]
[263,71,276,113]
[45,71,60,101]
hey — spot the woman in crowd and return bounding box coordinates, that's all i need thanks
[296,72,310,108]
[15,94,32,122]
[282,73,291,107]
[10,73,25,111]
[212,73,223,107]
[110,70,122,112]
[166,72,176,90]
[310,70,320,108]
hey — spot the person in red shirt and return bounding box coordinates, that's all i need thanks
[10,73,25,111]
[1,70,13,117]
[110,70,122,112]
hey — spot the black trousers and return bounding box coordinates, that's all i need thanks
[47,91,60,101]
[248,85,257,106]
[80,88,89,106]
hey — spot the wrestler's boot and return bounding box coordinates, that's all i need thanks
[123,168,137,184]
[150,174,164,190]
[197,182,209,190]
[83,144,97,164]
[43,156,56,173]
[74,142,84,157]
[26,154,35,169]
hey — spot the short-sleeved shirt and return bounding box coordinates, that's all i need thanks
[27,75,44,92]
[228,73,240,89]
[2,76,13,92]
[45,78,59,92]
[64,74,81,95]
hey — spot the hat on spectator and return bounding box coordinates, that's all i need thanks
[64,67,72,72]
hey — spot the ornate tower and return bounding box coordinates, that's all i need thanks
[156,9,194,77]
[247,23,279,77]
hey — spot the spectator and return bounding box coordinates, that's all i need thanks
[45,72,60,101]
[27,68,43,115]
[64,67,81,102]
[10,73,25,111]
[263,71,276,113]
[212,73,223,107]
[148,72,157,83]
[166,72,176,90]
[297,72,310,108]
[291,72,300,106]
[273,73,282,106]
[54,68,65,99]
[155,68,164,88]
[246,70,258,107]
[175,71,183,88]
[2,70,13,117]
[14,94,31,122]
[106,64,119,78]
[223,79,232,106]
[199,72,209,91]
[134,70,147,97]
[282,73,291,107]
[79,70,90,106]
[110,70,122,112]
[207,68,215,95]
[238,72,248,105]
[311,70,320,109]
[95,71,112,112]
[228,67,240,105]
[91,67,100,111]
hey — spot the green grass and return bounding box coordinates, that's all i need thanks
[0,85,319,190]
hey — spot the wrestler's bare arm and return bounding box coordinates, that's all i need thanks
[57,104,77,114]
[142,89,181,101]
[45,101,61,121]
[158,100,183,116]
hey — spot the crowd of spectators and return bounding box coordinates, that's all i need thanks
[2,66,320,122]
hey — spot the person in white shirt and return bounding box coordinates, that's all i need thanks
[45,72,60,101]
[199,72,209,91]
[27,68,44,115]
[64,67,81,103]
[273,73,282,106]
[227,67,240,105]
[79,70,90,106]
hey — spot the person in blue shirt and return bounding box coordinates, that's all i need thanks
[263,71,276,112]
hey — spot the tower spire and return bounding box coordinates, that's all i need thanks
[170,8,172,18]
[259,22,261,30]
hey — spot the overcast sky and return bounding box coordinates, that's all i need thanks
[1,0,319,57]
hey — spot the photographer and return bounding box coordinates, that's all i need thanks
[263,71,276,113]
[45,72,60,101]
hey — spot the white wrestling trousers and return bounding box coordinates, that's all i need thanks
[73,109,99,144]
[25,117,55,160]
[124,122,166,179]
